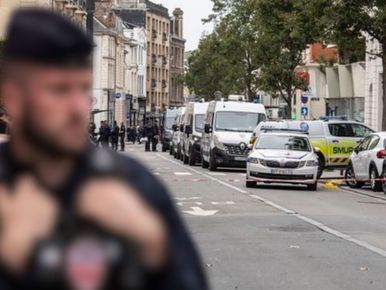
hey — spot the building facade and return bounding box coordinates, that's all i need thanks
[123,24,147,126]
[92,15,126,127]
[364,37,383,131]
[115,0,171,118]
[169,8,186,107]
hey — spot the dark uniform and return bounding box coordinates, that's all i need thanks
[119,124,126,151]
[0,144,208,290]
[0,9,208,290]
[111,122,120,151]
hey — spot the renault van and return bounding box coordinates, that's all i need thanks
[162,109,178,152]
[201,100,266,171]
[181,102,209,166]
[171,107,186,159]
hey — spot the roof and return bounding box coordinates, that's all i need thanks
[260,132,310,138]
[211,101,266,113]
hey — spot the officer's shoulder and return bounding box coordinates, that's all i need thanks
[90,147,153,177]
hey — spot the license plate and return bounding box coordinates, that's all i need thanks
[234,156,247,161]
[271,169,293,175]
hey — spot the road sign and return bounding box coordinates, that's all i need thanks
[301,95,309,104]
[301,107,308,116]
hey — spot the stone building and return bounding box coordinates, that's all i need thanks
[115,0,171,118]
[169,8,186,107]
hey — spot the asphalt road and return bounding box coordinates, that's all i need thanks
[126,144,386,290]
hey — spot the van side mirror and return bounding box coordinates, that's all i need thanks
[179,124,184,132]
[172,124,177,132]
[314,147,321,154]
[185,125,192,135]
[204,124,213,134]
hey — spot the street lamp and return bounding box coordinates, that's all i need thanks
[86,0,95,39]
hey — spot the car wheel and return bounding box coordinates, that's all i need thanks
[208,151,217,171]
[307,182,318,191]
[370,166,383,192]
[188,148,196,166]
[345,165,364,189]
[201,154,209,169]
[246,180,256,188]
[316,154,325,179]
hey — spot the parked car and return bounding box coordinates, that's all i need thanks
[181,102,209,166]
[171,107,186,159]
[162,109,178,153]
[201,100,266,171]
[246,129,319,190]
[253,118,374,177]
[345,132,386,192]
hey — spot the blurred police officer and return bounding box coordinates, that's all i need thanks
[0,8,207,290]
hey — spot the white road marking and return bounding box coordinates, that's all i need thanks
[207,172,226,176]
[195,202,203,205]
[157,153,386,258]
[177,202,183,206]
[184,207,219,216]
[174,172,192,176]
[153,172,160,176]
[211,201,235,205]
[175,197,201,201]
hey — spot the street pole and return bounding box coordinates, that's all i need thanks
[86,0,95,40]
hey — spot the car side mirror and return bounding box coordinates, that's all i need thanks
[172,124,177,132]
[247,144,253,150]
[185,125,192,135]
[314,147,321,154]
[204,124,213,134]
[354,146,359,154]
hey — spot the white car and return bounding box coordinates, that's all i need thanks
[345,132,386,192]
[246,130,319,190]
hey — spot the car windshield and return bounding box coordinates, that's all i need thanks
[215,111,265,132]
[165,117,175,129]
[256,135,312,152]
[195,114,205,132]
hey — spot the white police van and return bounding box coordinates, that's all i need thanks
[181,102,209,166]
[201,100,266,171]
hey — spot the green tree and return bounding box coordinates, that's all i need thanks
[325,0,386,128]
[184,32,236,99]
[186,0,266,101]
[255,0,329,117]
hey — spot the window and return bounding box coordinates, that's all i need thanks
[215,112,266,133]
[328,124,373,138]
[368,135,380,150]
[256,135,312,152]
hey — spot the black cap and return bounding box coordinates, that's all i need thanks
[3,8,93,66]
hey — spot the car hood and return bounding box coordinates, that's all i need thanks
[256,149,311,159]
[216,132,252,144]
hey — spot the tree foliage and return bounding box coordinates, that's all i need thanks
[325,0,386,128]
[187,0,328,115]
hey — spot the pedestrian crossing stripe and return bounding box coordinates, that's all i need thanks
[174,172,192,176]
[329,157,349,164]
